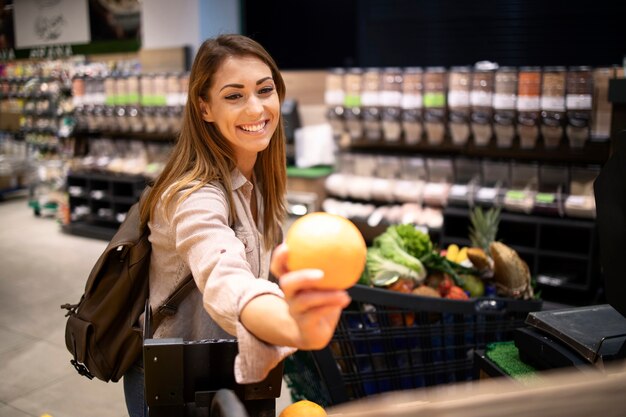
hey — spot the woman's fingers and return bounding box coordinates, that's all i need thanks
[287,289,351,315]
[270,243,289,277]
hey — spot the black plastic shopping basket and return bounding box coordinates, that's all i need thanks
[284,284,542,406]
[142,304,283,417]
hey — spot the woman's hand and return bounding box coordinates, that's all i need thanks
[270,243,351,350]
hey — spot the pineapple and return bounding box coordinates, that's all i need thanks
[468,206,501,255]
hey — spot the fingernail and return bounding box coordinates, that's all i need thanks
[309,269,324,279]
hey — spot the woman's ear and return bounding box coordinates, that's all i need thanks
[199,99,214,123]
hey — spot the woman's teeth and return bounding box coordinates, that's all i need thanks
[240,121,266,132]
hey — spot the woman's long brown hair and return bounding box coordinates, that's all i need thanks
[139,34,287,250]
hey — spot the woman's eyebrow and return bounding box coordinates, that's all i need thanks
[219,77,273,92]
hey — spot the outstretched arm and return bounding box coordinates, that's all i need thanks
[239,243,351,350]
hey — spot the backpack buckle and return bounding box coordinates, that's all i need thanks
[158,304,178,316]
[71,359,94,380]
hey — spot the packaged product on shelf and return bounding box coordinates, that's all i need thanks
[393,156,426,204]
[423,158,452,207]
[470,65,496,146]
[516,66,542,149]
[540,66,567,149]
[503,163,538,214]
[564,166,599,218]
[493,67,518,148]
[401,67,424,145]
[533,164,568,216]
[361,68,382,141]
[476,160,510,207]
[369,155,398,202]
[423,67,447,145]
[343,68,363,141]
[448,157,481,206]
[565,66,593,148]
[325,68,346,138]
[380,67,403,142]
[447,66,472,145]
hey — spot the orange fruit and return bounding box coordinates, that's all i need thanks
[286,212,366,290]
[279,400,327,417]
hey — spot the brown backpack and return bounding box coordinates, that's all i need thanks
[61,191,195,382]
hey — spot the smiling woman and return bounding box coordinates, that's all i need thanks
[120,34,351,417]
[198,55,281,176]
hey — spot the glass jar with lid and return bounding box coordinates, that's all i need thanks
[380,67,403,142]
[493,67,518,148]
[423,67,447,145]
[401,67,424,145]
[447,66,472,145]
[565,66,593,148]
[343,68,363,141]
[540,66,567,149]
[470,67,495,146]
[516,66,542,149]
[324,68,346,138]
[361,68,382,141]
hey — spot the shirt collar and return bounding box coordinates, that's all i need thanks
[231,168,252,191]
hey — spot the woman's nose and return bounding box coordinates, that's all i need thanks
[246,95,263,116]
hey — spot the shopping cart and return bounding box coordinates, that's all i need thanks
[284,284,542,406]
[143,305,283,417]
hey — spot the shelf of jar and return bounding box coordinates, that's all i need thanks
[341,133,610,164]
[72,129,177,142]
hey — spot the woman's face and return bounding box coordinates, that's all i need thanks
[201,55,280,164]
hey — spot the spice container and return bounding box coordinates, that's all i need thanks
[540,66,567,149]
[447,66,472,145]
[566,66,593,148]
[115,74,130,132]
[343,68,363,141]
[477,160,510,207]
[393,157,426,203]
[493,67,518,148]
[516,67,542,149]
[470,67,495,146]
[504,163,538,214]
[401,67,424,144]
[361,68,382,141]
[423,158,453,207]
[448,157,481,207]
[325,68,346,138]
[533,165,568,216]
[380,67,403,142]
[126,74,143,132]
[565,166,599,218]
[423,67,447,145]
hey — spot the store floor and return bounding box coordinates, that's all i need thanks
[0,195,292,417]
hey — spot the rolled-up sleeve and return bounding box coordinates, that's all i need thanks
[169,185,295,383]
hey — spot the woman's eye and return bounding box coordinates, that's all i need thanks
[259,86,274,95]
[225,93,242,100]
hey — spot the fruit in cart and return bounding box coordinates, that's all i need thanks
[456,246,468,263]
[446,285,470,300]
[438,275,454,297]
[490,241,534,299]
[279,400,327,417]
[387,277,416,326]
[469,206,501,254]
[461,274,485,297]
[286,212,366,290]
[412,285,441,298]
[466,247,493,273]
[445,244,460,261]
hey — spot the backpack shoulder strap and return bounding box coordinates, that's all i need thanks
[146,181,232,336]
